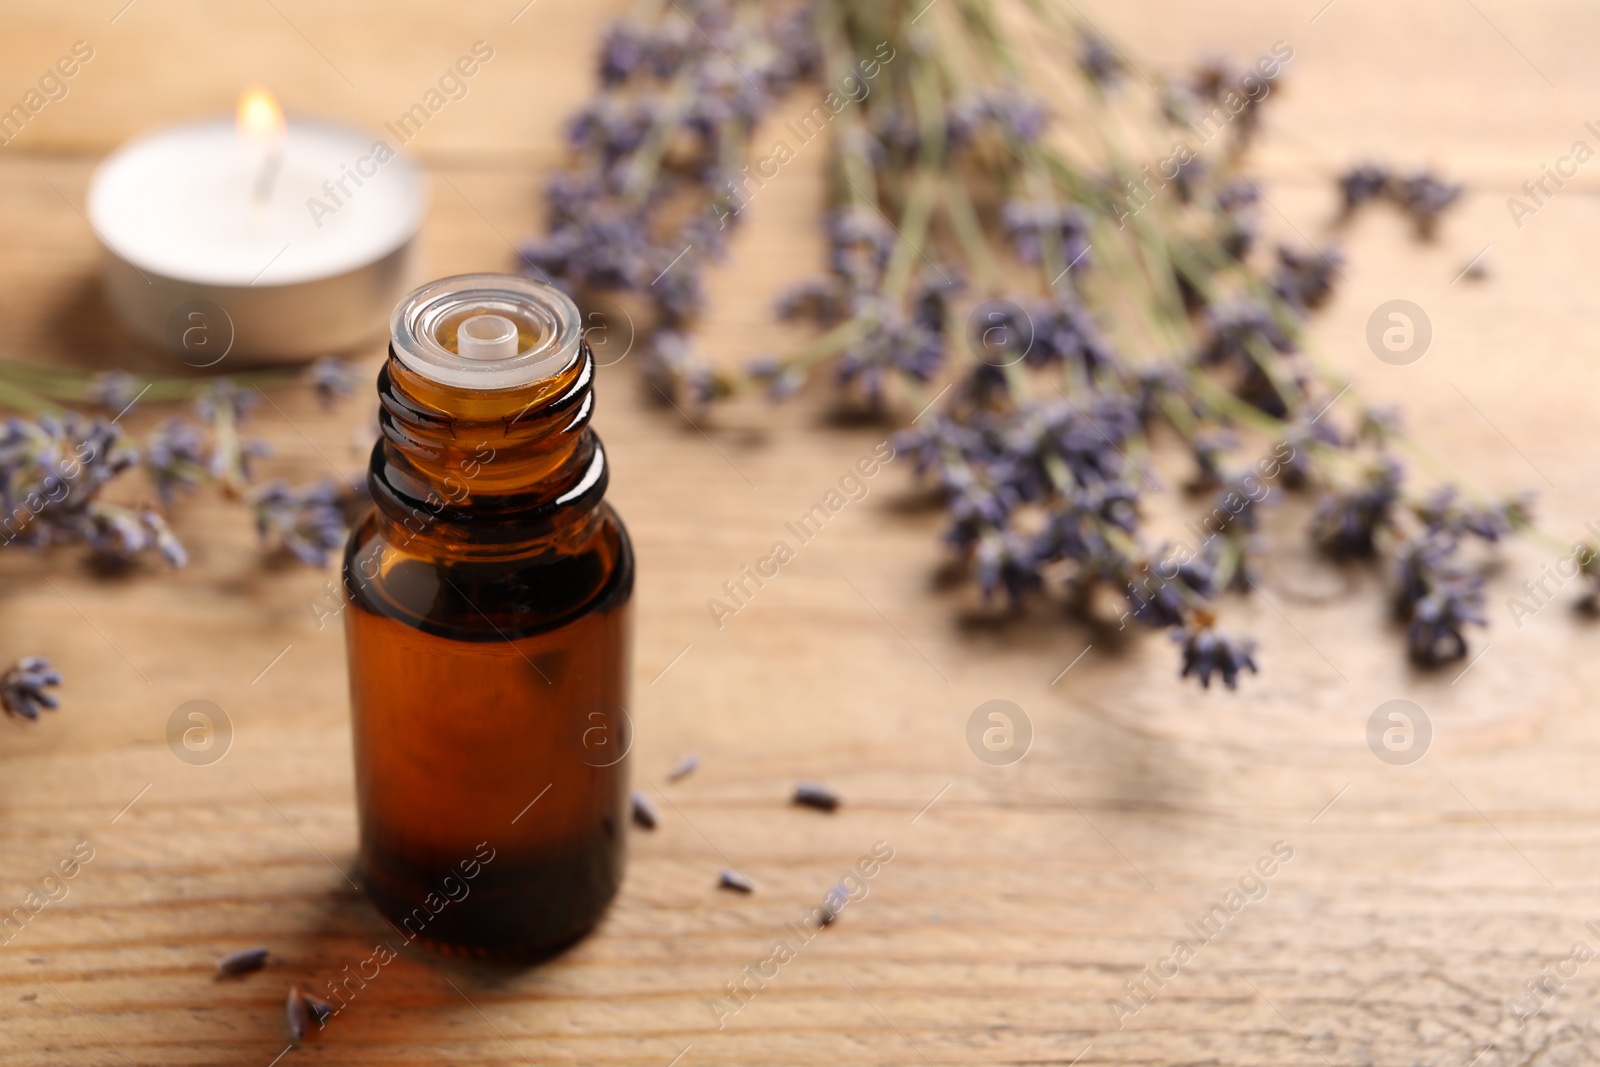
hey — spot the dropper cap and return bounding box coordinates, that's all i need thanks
[389,274,583,390]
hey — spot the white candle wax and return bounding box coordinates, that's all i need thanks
[89,113,427,364]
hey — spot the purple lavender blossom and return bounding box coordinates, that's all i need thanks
[1176,625,1258,689]
[1406,580,1486,664]
[598,21,650,85]
[642,330,725,405]
[1312,459,1402,557]
[308,357,360,410]
[1390,171,1462,237]
[1271,244,1344,311]
[974,532,1041,603]
[1000,201,1091,269]
[1338,163,1390,213]
[252,479,368,567]
[1078,34,1124,90]
[88,371,145,412]
[1,656,61,721]
[144,417,210,504]
[0,413,187,567]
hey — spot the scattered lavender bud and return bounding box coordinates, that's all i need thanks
[0,657,61,722]
[216,946,269,976]
[631,790,658,830]
[792,780,840,812]
[820,885,845,921]
[20,992,37,1001]
[285,984,309,1041]
[718,869,755,893]
[303,991,334,1026]
[666,753,699,782]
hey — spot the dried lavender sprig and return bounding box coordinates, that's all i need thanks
[520,0,820,402]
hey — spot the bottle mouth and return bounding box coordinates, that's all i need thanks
[390,273,583,390]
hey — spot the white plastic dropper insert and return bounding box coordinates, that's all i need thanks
[457,314,520,361]
[389,273,583,390]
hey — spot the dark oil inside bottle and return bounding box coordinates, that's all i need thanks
[342,274,633,957]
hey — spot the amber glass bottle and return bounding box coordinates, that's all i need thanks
[342,274,633,956]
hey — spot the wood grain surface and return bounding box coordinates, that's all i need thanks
[3,1,1600,1064]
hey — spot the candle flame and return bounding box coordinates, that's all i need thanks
[237,86,285,142]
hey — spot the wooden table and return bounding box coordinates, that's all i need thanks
[3,1,1599,1064]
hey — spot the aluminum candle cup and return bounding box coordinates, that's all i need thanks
[87,89,426,366]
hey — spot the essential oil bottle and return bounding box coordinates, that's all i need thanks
[342,273,634,956]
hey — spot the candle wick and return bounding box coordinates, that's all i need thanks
[253,148,284,204]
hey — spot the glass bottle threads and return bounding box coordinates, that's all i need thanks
[343,273,634,955]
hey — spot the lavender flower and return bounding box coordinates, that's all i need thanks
[1196,301,1295,367]
[835,311,946,407]
[1390,170,1462,238]
[88,371,145,413]
[1176,625,1258,689]
[0,414,187,567]
[642,330,727,405]
[1414,486,1531,543]
[1312,459,1402,557]
[1000,201,1091,268]
[1215,179,1262,259]
[1271,244,1344,312]
[195,378,256,424]
[252,479,368,567]
[308,358,360,410]
[144,417,210,504]
[746,354,807,402]
[90,509,187,568]
[1335,163,1461,237]
[1126,563,1190,629]
[1337,163,1390,213]
[598,22,650,85]
[947,90,1051,154]
[1078,34,1124,90]
[1,657,61,721]
[1406,580,1486,664]
[973,532,1041,604]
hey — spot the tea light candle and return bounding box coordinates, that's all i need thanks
[88,88,427,365]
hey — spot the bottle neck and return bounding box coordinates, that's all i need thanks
[368,342,607,557]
